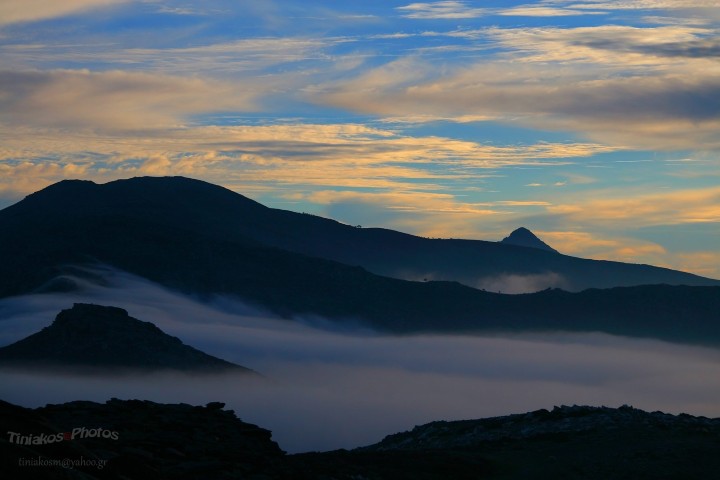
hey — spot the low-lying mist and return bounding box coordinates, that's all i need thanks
[1,266,720,453]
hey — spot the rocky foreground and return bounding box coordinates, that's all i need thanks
[2,400,720,479]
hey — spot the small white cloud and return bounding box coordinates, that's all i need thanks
[499,6,606,17]
[397,1,486,19]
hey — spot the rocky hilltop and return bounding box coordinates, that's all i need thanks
[2,400,719,479]
[368,404,720,450]
[295,404,720,479]
[0,303,255,374]
[0,398,283,479]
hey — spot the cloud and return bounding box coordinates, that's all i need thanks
[0,69,262,131]
[474,272,569,294]
[564,0,719,10]
[672,251,720,279]
[2,266,720,452]
[539,230,668,259]
[522,229,720,279]
[316,24,720,150]
[398,1,719,20]
[0,119,616,208]
[0,161,90,201]
[0,0,128,26]
[499,6,606,17]
[546,186,720,226]
[397,1,487,19]
[488,25,720,63]
[291,190,504,238]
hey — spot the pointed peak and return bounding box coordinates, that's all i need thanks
[500,227,558,253]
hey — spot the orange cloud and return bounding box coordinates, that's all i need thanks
[0,69,260,131]
[0,0,128,26]
[547,187,720,226]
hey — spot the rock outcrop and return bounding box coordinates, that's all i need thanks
[0,303,255,374]
[0,398,283,479]
[3,401,720,479]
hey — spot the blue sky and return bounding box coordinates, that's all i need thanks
[1,0,719,277]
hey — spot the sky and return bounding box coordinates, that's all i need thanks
[3,267,720,453]
[1,0,719,278]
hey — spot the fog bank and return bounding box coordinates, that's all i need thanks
[1,266,720,453]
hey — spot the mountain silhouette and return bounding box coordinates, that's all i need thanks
[1,176,719,345]
[1,176,715,294]
[0,303,254,374]
[500,227,558,253]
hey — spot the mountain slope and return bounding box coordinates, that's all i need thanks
[1,176,714,294]
[0,177,719,345]
[0,303,254,373]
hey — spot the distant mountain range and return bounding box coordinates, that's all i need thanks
[1,176,719,344]
[0,303,254,374]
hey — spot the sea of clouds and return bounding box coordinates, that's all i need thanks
[1,266,720,453]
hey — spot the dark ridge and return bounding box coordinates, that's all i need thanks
[2,399,720,479]
[1,177,720,345]
[0,398,283,479]
[0,303,256,374]
[500,227,558,253]
[1,176,716,298]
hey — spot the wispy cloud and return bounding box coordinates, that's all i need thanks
[533,229,720,279]
[564,0,719,10]
[547,186,720,226]
[0,119,613,207]
[0,69,261,131]
[499,6,606,17]
[488,25,720,63]
[397,1,487,19]
[0,0,129,26]
[316,23,720,151]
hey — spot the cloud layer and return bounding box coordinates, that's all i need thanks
[2,267,720,452]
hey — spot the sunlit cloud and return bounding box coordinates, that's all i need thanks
[487,25,720,63]
[0,0,129,26]
[0,69,261,131]
[499,6,606,17]
[316,24,720,151]
[0,116,619,205]
[673,251,720,279]
[397,1,487,19]
[540,230,666,259]
[564,0,719,10]
[536,230,720,279]
[547,186,720,226]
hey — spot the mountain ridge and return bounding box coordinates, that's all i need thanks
[1,177,720,345]
[3,176,714,293]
